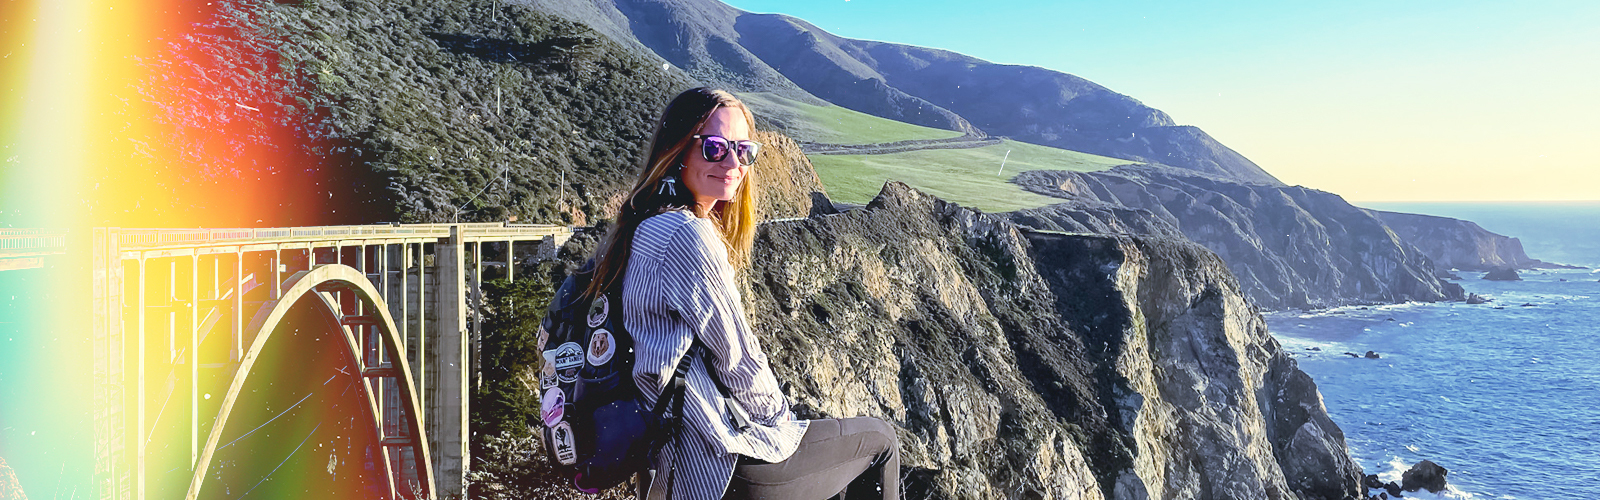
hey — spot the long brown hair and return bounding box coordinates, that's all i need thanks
[584,88,760,298]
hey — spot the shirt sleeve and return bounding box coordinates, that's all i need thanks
[661,219,793,426]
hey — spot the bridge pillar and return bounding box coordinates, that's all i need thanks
[431,226,469,498]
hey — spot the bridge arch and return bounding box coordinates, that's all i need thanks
[185,264,435,499]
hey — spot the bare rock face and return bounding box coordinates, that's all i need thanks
[1007,199,1184,239]
[1371,210,1572,271]
[1400,460,1448,493]
[750,129,835,220]
[1013,166,1463,310]
[742,182,1362,500]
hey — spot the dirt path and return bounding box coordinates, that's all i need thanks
[798,134,1001,155]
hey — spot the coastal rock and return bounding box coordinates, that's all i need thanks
[1483,268,1522,281]
[1400,460,1448,493]
[1372,210,1575,271]
[1465,293,1491,304]
[1364,351,1381,359]
[1363,474,1384,491]
[741,182,1363,499]
[1011,165,1462,310]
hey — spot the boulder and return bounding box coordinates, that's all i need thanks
[1483,268,1521,281]
[1465,293,1490,304]
[1400,460,1448,493]
[1363,474,1384,490]
[1364,351,1381,359]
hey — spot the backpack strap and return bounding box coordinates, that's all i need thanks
[690,339,753,432]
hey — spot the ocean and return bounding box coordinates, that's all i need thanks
[1266,202,1600,499]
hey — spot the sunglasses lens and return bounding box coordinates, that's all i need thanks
[736,142,760,166]
[701,136,730,162]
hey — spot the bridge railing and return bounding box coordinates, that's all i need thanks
[0,229,69,256]
[111,223,569,251]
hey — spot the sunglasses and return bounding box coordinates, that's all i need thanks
[692,134,761,166]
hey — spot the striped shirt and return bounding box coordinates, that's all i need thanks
[624,210,809,500]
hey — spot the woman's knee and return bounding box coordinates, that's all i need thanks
[840,416,898,454]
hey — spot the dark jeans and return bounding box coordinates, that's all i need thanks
[724,417,900,500]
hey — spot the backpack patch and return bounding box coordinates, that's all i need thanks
[541,387,566,426]
[551,421,577,465]
[587,328,615,366]
[550,341,584,383]
[586,295,609,328]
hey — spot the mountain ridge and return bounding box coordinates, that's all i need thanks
[518,0,1283,185]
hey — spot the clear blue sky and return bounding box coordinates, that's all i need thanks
[721,0,1600,201]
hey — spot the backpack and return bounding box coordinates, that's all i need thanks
[536,264,703,492]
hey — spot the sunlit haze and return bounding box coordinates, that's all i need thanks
[721,0,1600,202]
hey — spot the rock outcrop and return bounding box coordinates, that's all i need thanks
[1371,210,1572,271]
[1400,460,1449,494]
[749,129,836,221]
[741,182,1362,499]
[1483,268,1522,281]
[1011,165,1464,310]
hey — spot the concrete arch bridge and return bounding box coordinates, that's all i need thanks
[40,222,573,499]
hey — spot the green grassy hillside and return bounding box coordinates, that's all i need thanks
[810,139,1131,212]
[738,91,1130,212]
[738,92,964,145]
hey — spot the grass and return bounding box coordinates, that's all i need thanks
[809,138,1132,212]
[738,92,965,145]
[737,91,1131,212]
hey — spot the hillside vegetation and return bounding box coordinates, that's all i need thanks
[812,139,1129,212]
[737,92,964,145]
[152,0,701,225]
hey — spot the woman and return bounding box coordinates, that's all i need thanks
[584,87,899,500]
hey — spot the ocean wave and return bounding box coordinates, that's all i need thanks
[1270,300,1437,319]
[1374,456,1487,499]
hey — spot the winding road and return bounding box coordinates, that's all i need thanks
[799,134,1001,155]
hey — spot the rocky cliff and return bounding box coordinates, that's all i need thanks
[740,182,1362,499]
[1370,210,1573,271]
[1012,166,1464,310]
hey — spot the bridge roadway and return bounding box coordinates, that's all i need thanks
[0,222,573,500]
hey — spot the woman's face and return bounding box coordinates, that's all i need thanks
[680,106,752,212]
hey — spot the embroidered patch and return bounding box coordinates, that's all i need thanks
[586,295,609,328]
[540,358,558,389]
[587,328,615,366]
[551,421,577,465]
[552,341,584,383]
[552,342,584,370]
[536,323,549,352]
[541,387,566,427]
